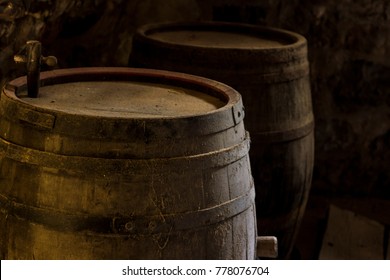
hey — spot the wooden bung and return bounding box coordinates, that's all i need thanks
[257,236,278,258]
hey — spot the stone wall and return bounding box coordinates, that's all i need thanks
[0,0,201,82]
[1,0,389,198]
[198,0,390,197]
[260,0,390,197]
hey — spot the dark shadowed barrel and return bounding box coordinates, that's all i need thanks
[129,21,315,259]
[0,67,256,260]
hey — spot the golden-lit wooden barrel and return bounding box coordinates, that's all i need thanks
[129,21,315,259]
[0,67,256,259]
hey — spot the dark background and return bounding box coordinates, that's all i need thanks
[1,0,389,259]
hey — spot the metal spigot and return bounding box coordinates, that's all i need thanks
[14,40,57,97]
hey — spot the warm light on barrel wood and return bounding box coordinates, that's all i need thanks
[21,81,225,118]
[0,67,256,260]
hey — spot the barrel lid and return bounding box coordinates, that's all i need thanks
[3,67,236,120]
[0,68,246,157]
[149,29,289,49]
[17,80,225,118]
[137,21,305,50]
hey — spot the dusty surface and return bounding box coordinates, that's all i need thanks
[20,81,225,117]
[149,30,288,48]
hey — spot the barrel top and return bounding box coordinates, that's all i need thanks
[3,67,240,121]
[17,81,225,118]
[138,21,305,50]
[149,30,288,49]
[1,68,246,157]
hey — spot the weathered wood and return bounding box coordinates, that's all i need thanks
[319,205,385,260]
[256,236,278,258]
[294,195,390,259]
[129,21,315,259]
[0,67,256,260]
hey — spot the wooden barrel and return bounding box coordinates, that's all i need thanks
[129,21,315,259]
[0,67,256,260]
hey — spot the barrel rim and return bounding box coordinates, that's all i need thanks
[0,67,247,156]
[1,67,245,137]
[134,20,307,53]
[3,67,241,121]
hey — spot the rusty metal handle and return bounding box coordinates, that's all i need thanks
[256,236,278,258]
[26,40,41,98]
[14,40,57,98]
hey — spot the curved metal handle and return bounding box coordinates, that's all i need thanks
[25,40,41,98]
[14,40,57,98]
